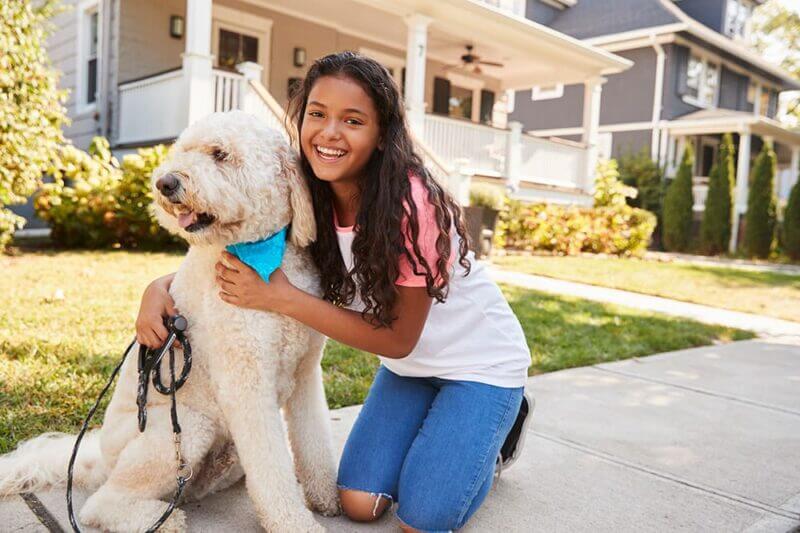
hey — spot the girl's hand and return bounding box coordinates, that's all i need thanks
[136,274,178,349]
[215,252,297,313]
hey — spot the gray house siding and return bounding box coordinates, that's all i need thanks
[547,0,679,39]
[718,66,753,112]
[676,0,727,33]
[611,130,653,158]
[525,0,562,25]
[510,47,655,129]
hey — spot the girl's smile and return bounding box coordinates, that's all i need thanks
[300,75,382,187]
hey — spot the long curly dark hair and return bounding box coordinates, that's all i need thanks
[287,51,471,327]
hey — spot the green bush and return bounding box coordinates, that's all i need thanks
[594,159,637,208]
[785,179,800,260]
[700,133,735,255]
[495,200,656,257]
[34,138,179,249]
[744,142,777,258]
[1,0,68,249]
[617,148,663,214]
[469,183,505,210]
[663,143,695,252]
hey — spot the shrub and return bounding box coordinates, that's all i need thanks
[662,143,695,252]
[744,142,777,258]
[593,159,637,208]
[784,179,800,260]
[34,138,179,249]
[469,182,505,211]
[617,148,663,215]
[700,133,735,255]
[1,0,68,249]
[495,200,656,257]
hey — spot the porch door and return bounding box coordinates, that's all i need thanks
[211,5,272,86]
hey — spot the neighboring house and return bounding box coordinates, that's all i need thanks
[511,0,800,251]
[12,0,632,234]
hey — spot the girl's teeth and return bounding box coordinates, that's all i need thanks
[317,146,346,157]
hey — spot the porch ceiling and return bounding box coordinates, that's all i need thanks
[664,109,800,147]
[242,0,631,89]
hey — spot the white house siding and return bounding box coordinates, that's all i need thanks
[117,0,186,84]
[46,0,98,148]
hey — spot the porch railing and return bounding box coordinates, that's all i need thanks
[212,69,244,112]
[519,134,586,189]
[118,68,185,145]
[423,114,509,176]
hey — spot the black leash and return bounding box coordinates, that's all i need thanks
[67,315,193,532]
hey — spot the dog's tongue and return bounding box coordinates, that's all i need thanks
[178,211,197,229]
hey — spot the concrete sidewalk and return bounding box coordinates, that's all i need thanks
[4,337,799,532]
[490,267,800,338]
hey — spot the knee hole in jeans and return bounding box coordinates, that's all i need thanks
[339,488,392,522]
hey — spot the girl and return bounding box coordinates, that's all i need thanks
[136,51,532,532]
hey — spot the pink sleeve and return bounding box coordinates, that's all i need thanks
[395,176,455,287]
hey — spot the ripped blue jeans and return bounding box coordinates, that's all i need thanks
[337,365,523,533]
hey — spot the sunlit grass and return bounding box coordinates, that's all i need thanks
[1,250,752,452]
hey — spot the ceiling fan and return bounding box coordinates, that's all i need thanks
[444,44,504,75]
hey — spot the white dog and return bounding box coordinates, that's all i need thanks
[0,111,339,532]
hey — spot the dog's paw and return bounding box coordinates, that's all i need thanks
[306,489,341,517]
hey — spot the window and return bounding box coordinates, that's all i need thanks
[684,54,719,108]
[217,29,258,71]
[449,85,473,120]
[77,0,100,109]
[725,0,753,39]
[478,0,526,16]
[531,84,564,101]
[747,81,757,104]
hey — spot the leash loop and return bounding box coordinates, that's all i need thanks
[67,315,193,532]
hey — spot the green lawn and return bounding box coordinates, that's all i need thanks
[1,250,752,452]
[493,254,800,323]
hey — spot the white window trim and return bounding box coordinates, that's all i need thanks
[724,0,754,40]
[531,84,564,101]
[446,71,485,122]
[360,47,405,90]
[75,0,101,115]
[682,52,719,110]
[211,5,272,86]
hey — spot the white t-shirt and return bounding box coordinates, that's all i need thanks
[333,177,531,388]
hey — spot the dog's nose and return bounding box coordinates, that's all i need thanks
[156,173,181,196]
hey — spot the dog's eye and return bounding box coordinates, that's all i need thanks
[211,148,228,162]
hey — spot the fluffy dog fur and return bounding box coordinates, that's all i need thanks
[0,111,339,532]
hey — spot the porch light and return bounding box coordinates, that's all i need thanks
[293,47,306,67]
[170,15,184,39]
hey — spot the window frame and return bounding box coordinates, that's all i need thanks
[75,0,101,114]
[531,84,564,101]
[682,53,720,109]
[724,0,754,40]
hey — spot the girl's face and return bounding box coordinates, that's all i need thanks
[300,75,382,187]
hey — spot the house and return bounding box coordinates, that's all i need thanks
[510,0,800,251]
[12,0,633,235]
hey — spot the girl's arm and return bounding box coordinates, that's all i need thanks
[215,254,432,358]
[135,272,177,348]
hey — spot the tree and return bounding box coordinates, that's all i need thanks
[662,144,695,252]
[617,148,663,215]
[785,179,800,260]
[751,1,800,127]
[0,0,68,249]
[593,159,637,208]
[744,142,777,258]
[700,133,735,255]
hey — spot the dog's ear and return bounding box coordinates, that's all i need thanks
[280,147,316,247]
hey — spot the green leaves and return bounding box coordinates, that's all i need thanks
[744,142,777,258]
[663,143,695,252]
[1,0,68,248]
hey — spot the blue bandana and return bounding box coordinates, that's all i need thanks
[226,226,288,283]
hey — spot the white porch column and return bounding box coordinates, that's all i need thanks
[183,0,214,126]
[505,121,523,192]
[789,146,800,196]
[730,130,752,253]
[404,14,431,139]
[581,77,606,192]
[236,61,264,114]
